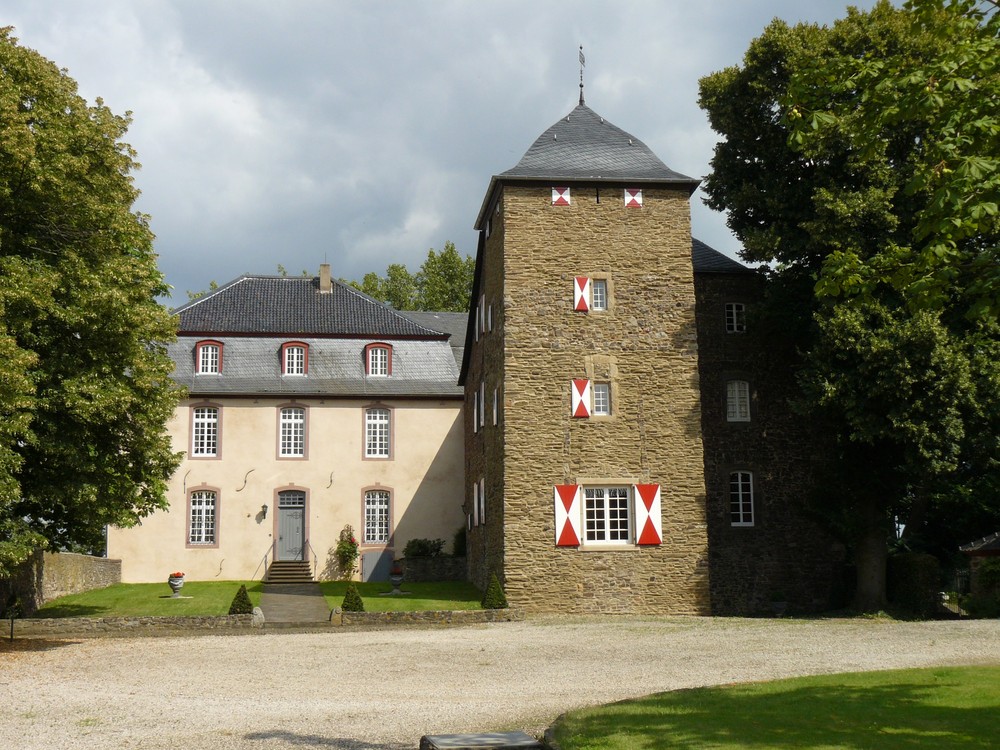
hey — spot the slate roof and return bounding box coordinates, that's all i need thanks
[173,337,462,398]
[691,238,753,274]
[501,104,697,184]
[399,311,467,368]
[173,275,445,339]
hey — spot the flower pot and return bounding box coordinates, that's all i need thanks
[167,576,185,598]
[389,572,404,593]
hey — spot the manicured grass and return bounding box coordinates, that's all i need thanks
[318,580,483,611]
[551,666,1000,749]
[33,581,263,618]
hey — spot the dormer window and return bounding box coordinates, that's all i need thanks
[281,342,308,376]
[195,341,223,374]
[366,343,392,377]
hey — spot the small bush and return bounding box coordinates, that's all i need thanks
[961,592,1000,618]
[976,558,1000,595]
[228,584,253,615]
[481,573,508,609]
[888,552,941,618]
[452,526,467,557]
[341,582,365,612]
[403,537,445,558]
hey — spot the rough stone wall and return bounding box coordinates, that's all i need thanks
[695,272,847,614]
[0,551,121,616]
[465,192,509,592]
[480,183,709,614]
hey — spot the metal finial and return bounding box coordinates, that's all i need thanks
[579,45,586,105]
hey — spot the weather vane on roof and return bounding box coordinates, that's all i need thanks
[579,45,586,105]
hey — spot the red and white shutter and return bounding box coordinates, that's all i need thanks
[571,379,591,418]
[554,485,581,547]
[624,188,643,208]
[552,187,571,206]
[574,276,591,311]
[633,484,662,545]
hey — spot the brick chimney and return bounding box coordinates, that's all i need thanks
[319,263,332,293]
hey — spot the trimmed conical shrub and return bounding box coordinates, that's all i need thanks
[341,582,365,612]
[481,573,508,609]
[229,584,253,615]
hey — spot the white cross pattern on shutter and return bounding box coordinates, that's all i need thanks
[554,485,581,546]
[571,379,591,418]
[633,484,662,545]
[574,276,591,311]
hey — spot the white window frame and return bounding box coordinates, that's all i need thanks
[363,489,391,545]
[726,380,751,422]
[592,382,611,416]
[197,342,221,374]
[279,406,305,457]
[730,471,755,527]
[492,387,499,426]
[478,477,485,524]
[283,344,306,376]
[725,302,747,333]
[583,486,631,545]
[591,279,608,311]
[367,345,390,377]
[365,407,391,458]
[192,406,219,457]
[478,382,486,428]
[189,490,217,545]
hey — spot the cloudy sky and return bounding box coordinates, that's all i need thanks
[6,0,883,303]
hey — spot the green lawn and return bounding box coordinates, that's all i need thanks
[31,580,481,618]
[318,581,483,611]
[551,666,1000,749]
[33,581,263,618]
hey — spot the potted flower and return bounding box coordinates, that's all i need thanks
[167,571,185,597]
[389,560,404,593]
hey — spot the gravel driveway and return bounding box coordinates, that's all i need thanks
[2,616,998,749]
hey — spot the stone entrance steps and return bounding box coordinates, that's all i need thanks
[265,559,313,584]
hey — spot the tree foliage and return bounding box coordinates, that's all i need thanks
[699,0,1000,610]
[348,241,474,312]
[0,29,181,575]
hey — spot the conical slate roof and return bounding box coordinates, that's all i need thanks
[500,104,697,184]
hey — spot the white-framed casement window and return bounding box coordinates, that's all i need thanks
[492,387,499,426]
[472,389,479,434]
[592,382,611,416]
[726,380,751,422]
[478,382,486,429]
[188,489,217,545]
[195,341,222,374]
[583,486,631,544]
[363,489,390,545]
[591,279,608,311]
[365,407,391,458]
[472,480,480,526]
[366,343,391,377]
[191,406,219,457]
[730,471,755,526]
[279,406,306,458]
[478,478,485,524]
[725,302,747,333]
[282,342,307,376]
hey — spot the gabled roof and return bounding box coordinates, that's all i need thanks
[173,275,446,339]
[692,238,753,274]
[476,103,698,228]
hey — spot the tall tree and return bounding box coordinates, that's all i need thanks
[0,28,181,574]
[699,0,1000,610]
[348,242,474,312]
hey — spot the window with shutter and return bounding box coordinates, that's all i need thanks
[574,276,591,311]
[552,187,571,205]
[554,485,581,546]
[571,379,592,418]
[633,484,662,545]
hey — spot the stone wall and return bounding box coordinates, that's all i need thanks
[468,184,710,614]
[695,272,847,614]
[12,614,254,638]
[0,551,121,616]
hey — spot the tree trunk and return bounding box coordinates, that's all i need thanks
[853,500,889,612]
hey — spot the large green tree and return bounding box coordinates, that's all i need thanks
[699,0,1000,610]
[0,28,181,575]
[349,241,474,312]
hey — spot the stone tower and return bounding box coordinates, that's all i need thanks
[460,103,711,614]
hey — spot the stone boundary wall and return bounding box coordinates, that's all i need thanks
[9,609,521,638]
[0,551,121,616]
[402,555,467,582]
